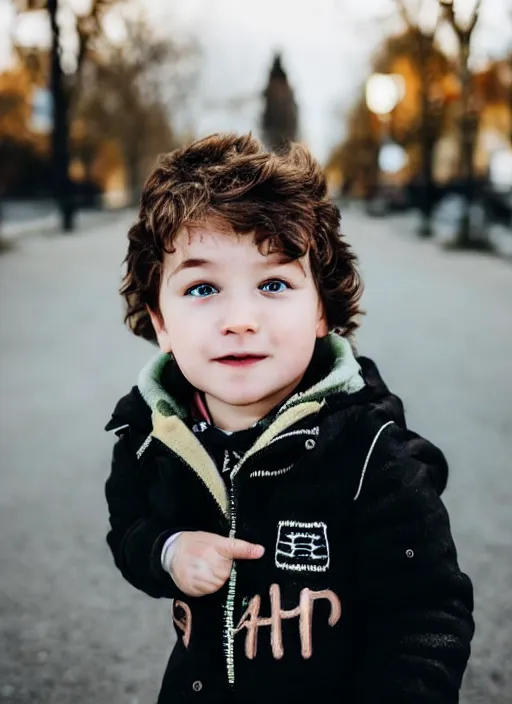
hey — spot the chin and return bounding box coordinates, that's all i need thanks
[218,393,268,407]
[211,386,278,408]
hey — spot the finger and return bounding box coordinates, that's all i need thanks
[217,537,265,561]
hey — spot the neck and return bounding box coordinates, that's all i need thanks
[204,378,303,432]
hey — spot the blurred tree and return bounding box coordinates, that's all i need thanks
[472,59,512,181]
[395,0,446,237]
[74,12,199,205]
[261,53,298,151]
[327,97,380,198]
[0,67,31,206]
[439,0,484,247]
[508,52,512,143]
[328,27,451,203]
[15,0,121,231]
[0,58,53,236]
[0,65,34,146]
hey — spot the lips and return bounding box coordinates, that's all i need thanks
[214,354,267,366]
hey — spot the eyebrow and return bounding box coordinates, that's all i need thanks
[166,253,299,284]
[166,258,211,283]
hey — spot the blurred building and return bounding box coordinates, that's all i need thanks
[261,53,299,151]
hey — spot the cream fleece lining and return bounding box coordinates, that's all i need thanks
[152,412,230,518]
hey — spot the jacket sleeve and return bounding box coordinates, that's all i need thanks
[105,427,187,599]
[352,425,475,704]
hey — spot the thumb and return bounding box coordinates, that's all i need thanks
[217,537,265,561]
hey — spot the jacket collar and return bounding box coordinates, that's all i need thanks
[278,334,364,413]
[137,334,365,520]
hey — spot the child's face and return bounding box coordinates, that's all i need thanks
[149,223,328,430]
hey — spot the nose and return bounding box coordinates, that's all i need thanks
[220,296,260,336]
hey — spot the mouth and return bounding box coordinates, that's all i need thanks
[214,354,267,367]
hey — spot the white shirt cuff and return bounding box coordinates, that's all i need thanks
[161,531,183,571]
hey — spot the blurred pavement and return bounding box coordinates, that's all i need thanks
[0,208,511,703]
[0,203,127,243]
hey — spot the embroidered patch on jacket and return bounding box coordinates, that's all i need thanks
[275,521,330,572]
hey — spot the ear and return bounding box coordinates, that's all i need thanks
[147,306,172,353]
[315,302,329,339]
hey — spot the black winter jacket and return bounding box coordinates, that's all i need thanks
[104,334,474,704]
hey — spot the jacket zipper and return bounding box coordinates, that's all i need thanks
[222,445,272,687]
[223,485,238,686]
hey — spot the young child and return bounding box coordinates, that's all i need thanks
[105,133,474,704]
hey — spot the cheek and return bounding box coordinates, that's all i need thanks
[167,333,207,386]
[162,305,210,358]
[269,295,321,333]
[268,314,318,362]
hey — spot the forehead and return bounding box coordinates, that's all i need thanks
[173,224,246,253]
[169,224,305,266]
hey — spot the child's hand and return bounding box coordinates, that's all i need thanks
[166,531,265,597]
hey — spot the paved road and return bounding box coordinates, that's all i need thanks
[0,204,125,242]
[0,209,511,703]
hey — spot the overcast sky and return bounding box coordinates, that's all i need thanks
[1,0,511,162]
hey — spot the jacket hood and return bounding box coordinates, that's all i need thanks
[355,356,406,427]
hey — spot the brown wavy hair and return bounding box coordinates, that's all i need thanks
[120,132,363,343]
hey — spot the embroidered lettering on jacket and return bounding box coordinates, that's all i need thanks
[234,583,341,659]
[275,521,330,572]
[171,584,341,660]
[249,464,294,479]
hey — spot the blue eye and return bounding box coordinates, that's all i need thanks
[260,280,289,293]
[185,283,218,298]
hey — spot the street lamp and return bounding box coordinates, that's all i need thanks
[365,73,403,117]
[365,73,407,212]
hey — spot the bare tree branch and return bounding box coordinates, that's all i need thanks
[438,0,483,245]
[439,0,463,40]
[468,0,482,34]
[74,0,118,77]
[432,9,443,38]
[396,0,414,30]
[74,11,200,202]
[396,0,440,38]
[440,0,481,41]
